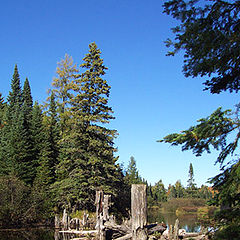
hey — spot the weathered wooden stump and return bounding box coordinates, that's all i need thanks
[131,184,148,240]
[62,208,69,230]
[96,190,112,240]
[173,219,179,240]
[55,214,61,229]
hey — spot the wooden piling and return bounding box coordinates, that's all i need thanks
[131,184,148,240]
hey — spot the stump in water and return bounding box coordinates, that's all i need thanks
[131,184,148,240]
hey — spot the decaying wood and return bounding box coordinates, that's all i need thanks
[168,225,172,240]
[182,232,205,239]
[147,223,167,235]
[173,219,179,240]
[131,184,148,240]
[62,209,69,230]
[55,214,61,229]
[114,233,132,240]
[96,191,112,240]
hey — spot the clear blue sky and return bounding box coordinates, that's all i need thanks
[0,0,237,187]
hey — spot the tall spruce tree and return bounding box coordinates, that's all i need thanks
[54,43,121,211]
[4,65,23,178]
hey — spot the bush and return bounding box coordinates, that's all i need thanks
[162,198,206,213]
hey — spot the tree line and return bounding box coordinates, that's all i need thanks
[126,157,214,207]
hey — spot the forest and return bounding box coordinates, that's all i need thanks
[0,44,213,228]
[0,0,240,239]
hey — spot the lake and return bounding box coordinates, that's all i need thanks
[148,208,201,233]
[0,210,201,239]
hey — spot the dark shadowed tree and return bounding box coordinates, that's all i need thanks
[161,0,240,237]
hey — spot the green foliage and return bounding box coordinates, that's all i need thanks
[0,175,31,227]
[163,0,240,94]
[51,43,125,213]
[125,156,143,184]
[163,1,240,237]
[162,198,205,213]
[159,107,237,163]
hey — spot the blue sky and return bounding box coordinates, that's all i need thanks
[0,0,237,187]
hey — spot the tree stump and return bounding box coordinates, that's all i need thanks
[62,209,68,230]
[131,184,148,240]
[173,219,179,240]
[55,214,61,229]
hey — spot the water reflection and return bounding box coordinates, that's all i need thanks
[0,229,79,240]
[0,228,54,240]
[148,208,201,232]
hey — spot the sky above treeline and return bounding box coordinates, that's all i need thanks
[0,0,237,187]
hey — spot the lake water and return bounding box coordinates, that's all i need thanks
[0,210,201,239]
[148,209,201,233]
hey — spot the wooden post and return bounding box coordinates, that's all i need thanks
[173,219,179,240]
[131,184,148,240]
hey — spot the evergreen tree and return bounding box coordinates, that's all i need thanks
[152,179,167,202]
[36,94,60,187]
[3,65,24,178]
[187,163,196,189]
[22,78,33,125]
[0,93,7,175]
[51,54,78,133]
[162,1,240,237]
[7,65,22,111]
[53,43,120,211]
[125,156,142,184]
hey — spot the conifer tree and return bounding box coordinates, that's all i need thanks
[3,65,23,177]
[22,78,33,125]
[125,156,142,184]
[36,93,60,187]
[54,43,120,210]
[51,54,78,133]
[4,67,35,185]
[187,163,195,189]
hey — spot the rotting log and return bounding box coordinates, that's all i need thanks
[131,184,148,240]
[147,223,167,235]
